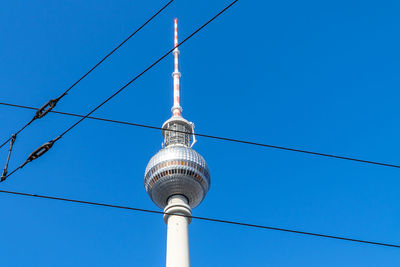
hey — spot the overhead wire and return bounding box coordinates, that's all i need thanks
[1,1,398,252]
[0,188,398,249]
[1,101,400,170]
[0,0,239,182]
[0,0,175,151]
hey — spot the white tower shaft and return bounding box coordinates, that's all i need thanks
[172,18,182,117]
[164,195,192,267]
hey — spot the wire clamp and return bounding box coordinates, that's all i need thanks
[34,99,59,119]
[21,136,61,168]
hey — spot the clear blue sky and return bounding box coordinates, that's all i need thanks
[1,0,400,266]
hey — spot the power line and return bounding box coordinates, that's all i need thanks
[2,101,400,170]
[0,0,175,151]
[0,188,398,249]
[1,0,239,182]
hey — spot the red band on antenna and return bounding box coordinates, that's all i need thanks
[172,18,182,117]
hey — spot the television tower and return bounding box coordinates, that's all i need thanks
[144,19,211,267]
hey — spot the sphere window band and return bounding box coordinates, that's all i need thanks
[145,159,209,191]
[145,159,209,180]
[147,168,207,190]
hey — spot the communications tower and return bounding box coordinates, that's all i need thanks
[144,19,211,267]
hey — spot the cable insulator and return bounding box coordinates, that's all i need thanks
[20,136,61,168]
[1,134,17,181]
[34,99,59,119]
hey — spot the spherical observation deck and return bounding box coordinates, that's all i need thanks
[144,145,210,209]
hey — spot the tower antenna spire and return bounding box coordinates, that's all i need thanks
[172,18,182,117]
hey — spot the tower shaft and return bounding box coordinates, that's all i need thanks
[164,195,192,267]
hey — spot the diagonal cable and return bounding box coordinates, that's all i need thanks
[0,189,399,249]
[56,0,238,140]
[1,101,400,170]
[1,0,239,182]
[0,0,175,151]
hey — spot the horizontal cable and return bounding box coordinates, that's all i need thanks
[1,101,400,170]
[0,0,175,150]
[0,189,399,249]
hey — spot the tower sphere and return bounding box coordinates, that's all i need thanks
[144,142,210,209]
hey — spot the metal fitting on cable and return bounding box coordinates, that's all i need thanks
[34,98,59,119]
[1,134,17,181]
[20,135,61,169]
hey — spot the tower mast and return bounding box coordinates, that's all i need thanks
[172,18,182,117]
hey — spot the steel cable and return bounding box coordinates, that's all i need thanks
[0,189,399,249]
[1,101,400,170]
